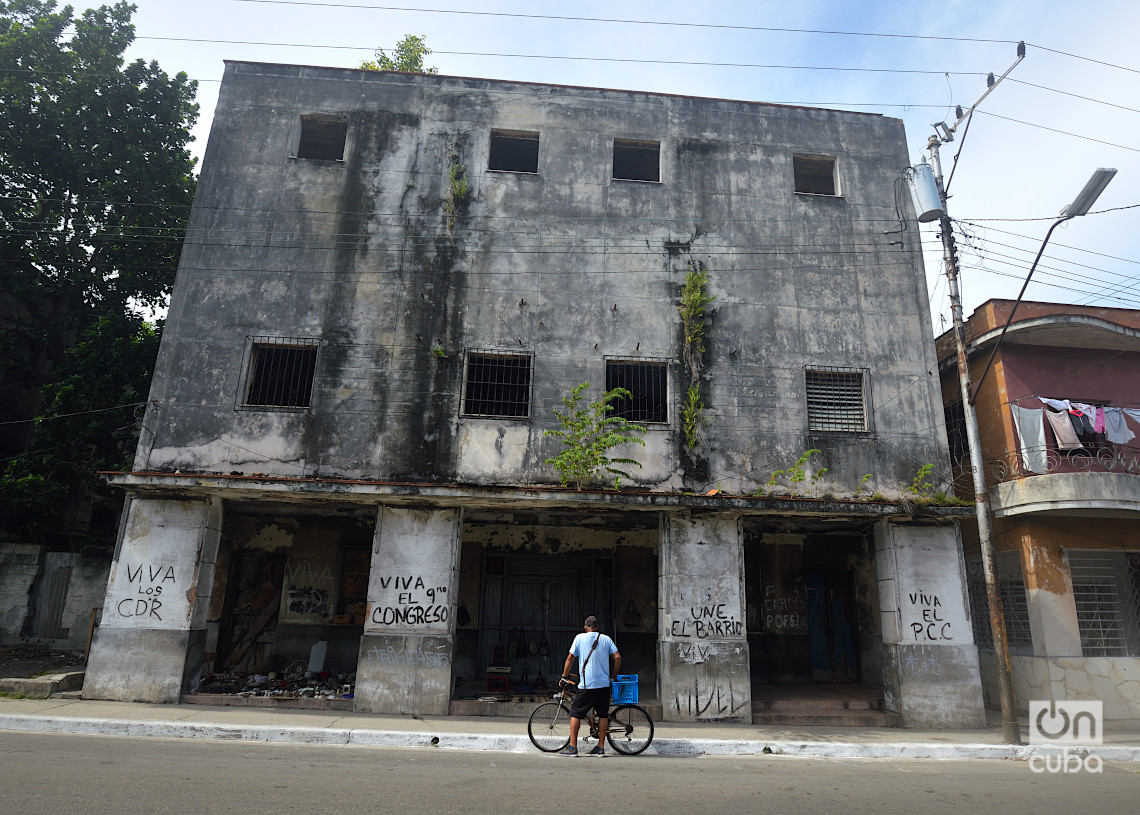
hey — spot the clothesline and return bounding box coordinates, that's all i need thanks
[1009,396,1140,474]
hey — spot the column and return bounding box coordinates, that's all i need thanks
[659,513,751,722]
[875,520,986,728]
[355,507,461,714]
[84,496,222,702]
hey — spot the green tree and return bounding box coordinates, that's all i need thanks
[0,314,160,545]
[0,1,197,545]
[544,383,646,490]
[359,33,437,73]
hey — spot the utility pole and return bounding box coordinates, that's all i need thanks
[918,43,1026,745]
[926,136,1021,744]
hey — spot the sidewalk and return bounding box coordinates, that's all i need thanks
[2,695,1139,761]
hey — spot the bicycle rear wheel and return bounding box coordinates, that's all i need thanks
[528,701,573,752]
[606,704,654,755]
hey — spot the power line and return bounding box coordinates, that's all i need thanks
[226,1,1022,45]
[975,110,1140,153]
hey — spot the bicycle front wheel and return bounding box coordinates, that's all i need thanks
[607,704,654,755]
[528,701,572,752]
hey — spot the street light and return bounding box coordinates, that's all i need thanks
[924,162,1117,745]
[973,168,1117,395]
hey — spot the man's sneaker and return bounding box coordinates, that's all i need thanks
[588,746,606,757]
[557,745,578,757]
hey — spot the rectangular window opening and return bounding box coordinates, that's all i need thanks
[489,129,539,173]
[613,139,661,183]
[297,115,348,161]
[244,337,319,409]
[605,360,668,423]
[463,351,532,419]
[793,154,837,196]
[806,367,867,433]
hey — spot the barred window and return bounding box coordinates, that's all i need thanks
[1067,550,1140,657]
[297,115,348,161]
[489,129,539,173]
[462,351,532,419]
[966,553,1033,654]
[613,139,660,183]
[243,337,319,409]
[605,360,668,423]
[806,367,868,432]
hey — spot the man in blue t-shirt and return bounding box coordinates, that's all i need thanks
[558,615,620,756]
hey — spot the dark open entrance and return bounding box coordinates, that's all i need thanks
[451,511,658,703]
[194,506,373,705]
[745,527,874,684]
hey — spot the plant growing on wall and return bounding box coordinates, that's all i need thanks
[544,383,646,490]
[765,449,823,498]
[444,152,469,241]
[677,260,715,451]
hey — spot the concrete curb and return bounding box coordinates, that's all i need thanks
[2,715,1138,762]
[0,671,85,698]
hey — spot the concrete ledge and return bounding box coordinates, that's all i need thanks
[3,713,1139,761]
[0,671,85,698]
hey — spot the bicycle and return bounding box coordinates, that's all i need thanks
[527,678,654,755]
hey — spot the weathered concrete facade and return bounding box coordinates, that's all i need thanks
[88,64,984,727]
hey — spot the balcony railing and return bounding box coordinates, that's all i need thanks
[985,444,1140,484]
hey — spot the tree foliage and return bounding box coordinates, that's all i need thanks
[544,383,646,490]
[0,1,198,546]
[359,33,437,73]
[0,314,160,544]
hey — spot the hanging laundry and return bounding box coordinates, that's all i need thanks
[1045,408,1082,450]
[1071,402,1097,423]
[1071,410,1095,437]
[1094,406,1106,435]
[1037,397,1071,412]
[1105,408,1136,444]
[1010,405,1048,474]
[1123,409,1140,431]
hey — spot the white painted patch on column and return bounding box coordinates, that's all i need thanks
[100,499,212,631]
[365,507,459,635]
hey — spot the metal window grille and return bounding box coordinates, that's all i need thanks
[1068,550,1134,657]
[806,367,867,432]
[965,554,1033,653]
[243,337,319,409]
[462,351,532,418]
[605,360,668,423]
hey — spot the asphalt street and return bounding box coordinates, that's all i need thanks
[2,730,1138,814]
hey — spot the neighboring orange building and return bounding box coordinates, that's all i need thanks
[937,299,1140,722]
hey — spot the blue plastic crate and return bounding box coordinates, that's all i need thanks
[611,674,638,704]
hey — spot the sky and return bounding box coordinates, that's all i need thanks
[118,0,1140,332]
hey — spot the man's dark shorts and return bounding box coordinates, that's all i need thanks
[570,686,611,719]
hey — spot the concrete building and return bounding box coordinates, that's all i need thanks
[937,300,1140,721]
[85,63,984,728]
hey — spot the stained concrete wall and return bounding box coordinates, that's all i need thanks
[84,497,223,702]
[659,514,750,722]
[356,507,461,714]
[136,64,946,499]
[875,521,986,728]
[0,544,41,643]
